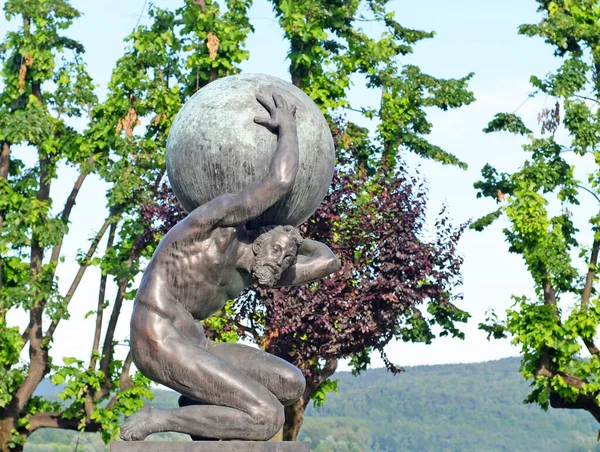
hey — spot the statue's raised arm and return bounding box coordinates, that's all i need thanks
[275,238,340,287]
[187,92,299,229]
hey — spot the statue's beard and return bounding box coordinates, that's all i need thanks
[251,259,281,287]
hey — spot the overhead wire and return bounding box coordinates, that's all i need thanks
[134,0,149,30]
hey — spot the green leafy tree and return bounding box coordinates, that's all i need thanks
[272,0,474,168]
[0,0,252,449]
[209,0,475,439]
[475,0,600,425]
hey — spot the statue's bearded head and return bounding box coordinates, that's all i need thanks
[251,225,303,287]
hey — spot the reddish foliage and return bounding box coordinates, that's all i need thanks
[239,121,467,376]
[137,182,186,256]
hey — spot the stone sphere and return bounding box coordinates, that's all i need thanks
[166,73,335,228]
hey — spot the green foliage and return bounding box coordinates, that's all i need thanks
[483,113,533,135]
[202,300,240,343]
[0,0,254,447]
[271,0,474,169]
[478,309,508,340]
[427,298,469,340]
[470,208,503,232]
[0,2,101,444]
[1,0,473,446]
[312,378,339,408]
[348,349,372,376]
[89,373,153,443]
[475,0,600,423]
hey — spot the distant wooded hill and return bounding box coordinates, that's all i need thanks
[25,357,600,451]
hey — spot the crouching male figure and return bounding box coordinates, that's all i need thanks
[120,92,340,441]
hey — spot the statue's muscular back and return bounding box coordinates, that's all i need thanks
[135,207,248,324]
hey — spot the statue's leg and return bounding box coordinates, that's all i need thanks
[205,340,306,405]
[176,340,305,441]
[121,307,283,441]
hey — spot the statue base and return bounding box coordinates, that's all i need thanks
[110,441,310,451]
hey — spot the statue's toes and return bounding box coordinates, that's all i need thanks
[119,418,144,441]
[119,424,134,441]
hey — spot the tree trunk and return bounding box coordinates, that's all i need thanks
[0,141,10,230]
[289,38,307,89]
[0,141,10,310]
[282,358,338,441]
[283,397,305,441]
[0,415,21,451]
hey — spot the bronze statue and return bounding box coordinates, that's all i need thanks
[120,92,340,442]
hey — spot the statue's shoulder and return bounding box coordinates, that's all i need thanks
[153,214,214,254]
[163,213,237,248]
[184,192,249,230]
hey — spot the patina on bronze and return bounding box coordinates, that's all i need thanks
[119,91,340,442]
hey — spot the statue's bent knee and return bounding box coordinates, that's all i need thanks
[248,402,285,440]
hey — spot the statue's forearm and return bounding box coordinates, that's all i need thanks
[274,239,340,287]
[268,122,299,189]
[204,93,300,228]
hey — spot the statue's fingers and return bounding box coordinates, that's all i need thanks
[256,93,274,115]
[272,92,287,109]
[254,116,271,127]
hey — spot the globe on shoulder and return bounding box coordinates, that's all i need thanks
[166,73,335,228]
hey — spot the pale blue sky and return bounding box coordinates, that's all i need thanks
[2,0,578,370]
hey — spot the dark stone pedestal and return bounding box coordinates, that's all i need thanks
[110,441,310,451]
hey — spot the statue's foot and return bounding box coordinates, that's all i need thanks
[120,404,162,441]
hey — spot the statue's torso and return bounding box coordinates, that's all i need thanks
[136,219,249,321]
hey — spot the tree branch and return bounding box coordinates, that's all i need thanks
[89,221,117,371]
[27,412,101,434]
[549,392,600,423]
[96,270,130,400]
[42,217,112,342]
[581,236,600,355]
[0,141,10,232]
[234,321,261,343]
[151,167,166,197]
[104,352,135,410]
[573,93,600,105]
[302,358,338,410]
[84,221,117,422]
[31,81,43,105]
[120,351,134,391]
[20,319,33,349]
[49,156,95,269]
[534,264,563,398]
[535,363,585,389]
[541,277,558,307]
[579,184,600,205]
[583,338,600,355]
[340,105,367,114]
[582,238,600,312]
[99,276,128,372]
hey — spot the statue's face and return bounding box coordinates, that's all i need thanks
[251,231,299,287]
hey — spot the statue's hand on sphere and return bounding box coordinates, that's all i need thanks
[254,91,297,134]
[166,74,334,227]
